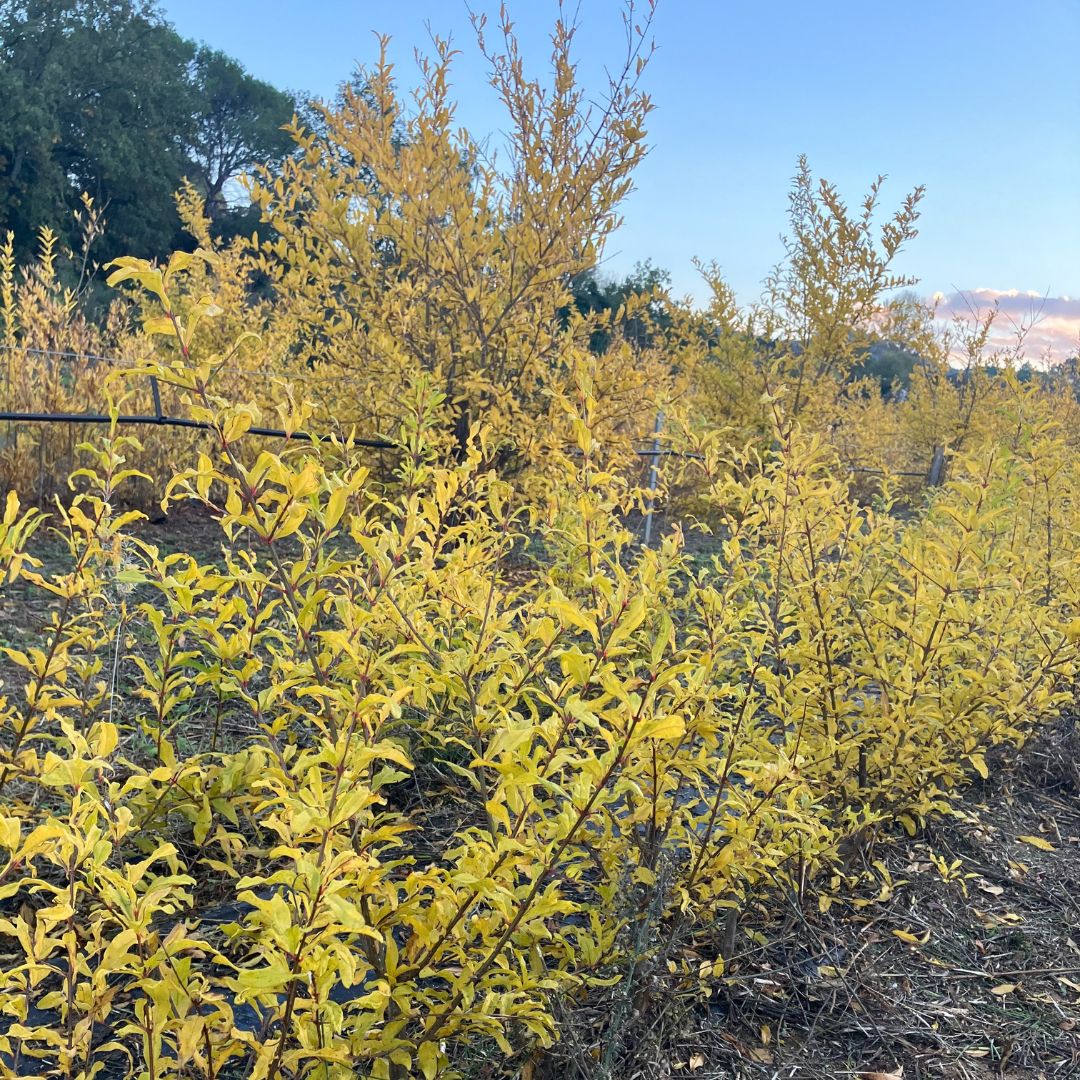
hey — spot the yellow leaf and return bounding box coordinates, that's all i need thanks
[990,983,1017,996]
[90,721,119,758]
[234,956,294,996]
[223,412,253,444]
[639,715,685,741]
[891,928,929,945]
[550,598,598,641]
[1018,835,1055,852]
[0,817,21,851]
[143,314,177,336]
[324,486,349,530]
[417,1041,438,1080]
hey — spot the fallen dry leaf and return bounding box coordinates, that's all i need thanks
[688,1052,705,1071]
[1018,834,1055,851]
[990,982,1018,996]
[891,928,929,945]
[856,1069,903,1080]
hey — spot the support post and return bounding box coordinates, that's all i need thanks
[927,445,946,487]
[642,410,664,548]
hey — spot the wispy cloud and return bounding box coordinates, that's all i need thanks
[931,288,1080,364]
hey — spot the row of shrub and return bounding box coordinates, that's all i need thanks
[0,7,1077,1075]
[0,255,1075,1078]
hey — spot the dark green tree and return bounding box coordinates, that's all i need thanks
[0,0,297,262]
[568,260,673,353]
[182,45,296,227]
[849,340,921,396]
[0,0,194,260]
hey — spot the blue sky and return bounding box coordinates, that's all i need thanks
[160,0,1080,353]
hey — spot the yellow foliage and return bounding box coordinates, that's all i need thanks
[0,252,1075,1077]
[0,11,1078,1076]
[236,10,662,481]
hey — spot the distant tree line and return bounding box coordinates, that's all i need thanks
[0,0,298,263]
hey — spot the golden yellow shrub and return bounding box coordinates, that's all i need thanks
[0,255,1075,1078]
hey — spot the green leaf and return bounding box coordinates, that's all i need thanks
[417,1041,438,1080]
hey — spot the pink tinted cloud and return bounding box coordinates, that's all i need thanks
[931,288,1080,364]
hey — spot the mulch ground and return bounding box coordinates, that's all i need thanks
[650,713,1080,1080]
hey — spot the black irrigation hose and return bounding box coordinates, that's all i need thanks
[1,346,931,469]
[848,464,930,477]
[0,409,397,448]
[0,411,930,469]
[0,409,694,457]
[0,347,939,473]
